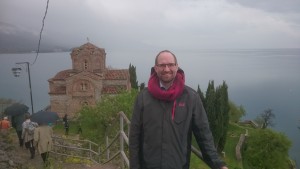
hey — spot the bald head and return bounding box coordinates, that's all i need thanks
[155,50,177,65]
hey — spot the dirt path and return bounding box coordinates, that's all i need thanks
[9,131,118,169]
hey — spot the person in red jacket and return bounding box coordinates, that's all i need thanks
[0,116,10,133]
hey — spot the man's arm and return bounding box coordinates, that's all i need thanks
[192,93,227,169]
[129,93,144,169]
[21,122,26,139]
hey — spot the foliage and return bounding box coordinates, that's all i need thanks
[196,85,205,108]
[129,64,138,89]
[255,108,275,129]
[191,122,247,168]
[0,98,16,105]
[204,81,230,152]
[215,81,230,152]
[254,116,264,129]
[0,98,17,117]
[205,81,217,143]
[243,129,291,169]
[229,101,246,123]
[77,90,138,143]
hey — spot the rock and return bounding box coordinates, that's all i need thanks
[8,160,14,166]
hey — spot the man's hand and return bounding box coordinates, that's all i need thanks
[221,167,228,169]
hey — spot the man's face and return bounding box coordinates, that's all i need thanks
[154,52,178,85]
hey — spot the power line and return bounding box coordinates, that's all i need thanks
[32,0,50,65]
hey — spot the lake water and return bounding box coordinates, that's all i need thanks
[0,48,299,166]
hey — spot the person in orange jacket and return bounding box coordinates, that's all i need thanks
[0,116,10,133]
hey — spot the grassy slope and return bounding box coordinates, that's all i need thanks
[189,122,255,169]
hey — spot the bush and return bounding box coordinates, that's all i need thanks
[243,129,291,169]
[77,89,138,144]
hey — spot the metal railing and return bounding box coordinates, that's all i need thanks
[51,136,101,163]
[49,112,129,167]
[100,111,130,168]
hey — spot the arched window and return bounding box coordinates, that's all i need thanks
[84,60,88,70]
[82,101,89,106]
[81,82,88,91]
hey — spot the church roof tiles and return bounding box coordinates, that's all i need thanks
[104,69,129,80]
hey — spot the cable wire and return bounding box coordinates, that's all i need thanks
[32,0,50,65]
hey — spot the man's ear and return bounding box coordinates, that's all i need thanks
[152,66,158,75]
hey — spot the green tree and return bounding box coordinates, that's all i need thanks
[205,81,217,145]
[215,81,230,152]
[197,85,205,108]
[203,81,229,152]
[129,63,138,89]
[228,101,246,123]
[244,129,291,169]
[78,90,138,143]
[0,98,17,117]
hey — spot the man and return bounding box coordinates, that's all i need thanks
[129,50,228,169]
[34,123,53,166]
[63,114,69,135]
[22,113,38,159]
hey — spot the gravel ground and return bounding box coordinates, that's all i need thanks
[0,129,118,169]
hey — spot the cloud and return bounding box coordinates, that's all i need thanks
[84,0,300,49]
[227,0,300,13]
[1,0,300,50]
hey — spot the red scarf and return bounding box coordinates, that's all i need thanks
[148,68,185,102]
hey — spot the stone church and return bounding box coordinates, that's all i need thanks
[48,42,131,118]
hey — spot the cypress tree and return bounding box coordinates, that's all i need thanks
[216,81,230,152]
[205,80,217,145]
[197,85,206,108]
[214,85,223,150]
[129,63,138,89]
[204,81,229,151]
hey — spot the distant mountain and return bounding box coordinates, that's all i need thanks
[0,22,71,53]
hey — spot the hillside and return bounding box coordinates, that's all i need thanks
[0,22,70,54]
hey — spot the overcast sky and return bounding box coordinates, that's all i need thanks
[1,0,300,51]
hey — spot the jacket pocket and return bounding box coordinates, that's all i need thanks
[174,106,187,124]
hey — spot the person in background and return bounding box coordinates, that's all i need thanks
[0,116,10,133]
[129,50,228,169]
[34,123,53,166]
[12,114,25,147]
[22,113,38,159]
[77,122,82,134]
[63,114,69,135]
